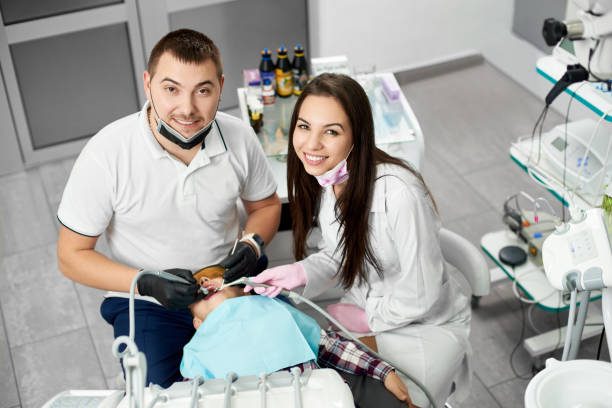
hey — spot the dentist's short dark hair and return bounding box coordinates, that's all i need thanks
[147,29,223,81]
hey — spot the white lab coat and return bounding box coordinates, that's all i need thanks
[298,163,471,407]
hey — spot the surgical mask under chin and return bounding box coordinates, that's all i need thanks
[149,89,217,150]
[314,147,353,187]
[156,116,214,150]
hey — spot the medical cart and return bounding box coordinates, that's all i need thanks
[480,55,612,367]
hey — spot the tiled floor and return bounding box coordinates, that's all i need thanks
[0,61,608,408]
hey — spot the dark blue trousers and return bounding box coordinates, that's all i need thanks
[101,297,195,388]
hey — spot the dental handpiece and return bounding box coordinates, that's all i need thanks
[218,277,290,297]
[155,270,209,296]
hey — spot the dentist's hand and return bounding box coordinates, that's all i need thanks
[137,268,203,310]
[244,263,306,298]
[326,303,371,333]
[219,241,258,283]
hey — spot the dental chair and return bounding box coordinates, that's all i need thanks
[439,227,490,408]
[308,227,490,407]
[439,228,490,308]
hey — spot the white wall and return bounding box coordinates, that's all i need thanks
[308,0,592,120]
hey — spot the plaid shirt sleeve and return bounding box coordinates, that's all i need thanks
[317,329,394,382]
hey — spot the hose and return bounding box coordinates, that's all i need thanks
[231,277,440,408]
[562,289,577,361]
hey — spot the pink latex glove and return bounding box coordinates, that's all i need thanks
[326,303,371,333]
[244,263,307,298]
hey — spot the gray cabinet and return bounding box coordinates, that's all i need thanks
[0,0,308,175]
[0,0,145,172]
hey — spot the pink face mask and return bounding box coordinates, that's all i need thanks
[314,146,353,187]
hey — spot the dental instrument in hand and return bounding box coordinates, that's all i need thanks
[219,276,291,296]
[215,237,240,292]
[155,270,210,296]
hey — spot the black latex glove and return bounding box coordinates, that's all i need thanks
[137,268,204,310]
[219,241,258,283]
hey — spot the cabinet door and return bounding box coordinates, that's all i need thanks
[0,0,146,169]
[140,0,309,110]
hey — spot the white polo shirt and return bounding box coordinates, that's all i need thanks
[58,102,277,294]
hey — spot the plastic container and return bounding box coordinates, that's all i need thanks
[292,44,308,95]
[378,74,403,130]
[262,78,275,106]
[259,48,276,91]
[275,46,293,98]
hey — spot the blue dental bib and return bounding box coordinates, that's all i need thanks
[180,296,321,380]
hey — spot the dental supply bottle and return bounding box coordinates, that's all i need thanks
[275,46,293,98]
[247,95,263,134]
[292,44,308,95]
[602,185,612,244]
[259,48,276,92]
[262,78,275,106]
[261,78,279,143]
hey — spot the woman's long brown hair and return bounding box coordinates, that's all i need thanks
[287,73,437,289]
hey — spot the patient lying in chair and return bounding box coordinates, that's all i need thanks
[180,270,413,406]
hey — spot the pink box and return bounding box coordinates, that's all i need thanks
[243,69,261,87]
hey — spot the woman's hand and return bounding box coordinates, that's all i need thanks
[384,371,420,407]
[326,303,371,333]
[244,263,306,297]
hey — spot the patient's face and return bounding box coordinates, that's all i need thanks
[190,277,246,328]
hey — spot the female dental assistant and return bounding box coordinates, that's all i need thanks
[247,74,471,407]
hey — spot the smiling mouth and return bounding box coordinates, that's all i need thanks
[303,152,328,165]
[173,118,202,127]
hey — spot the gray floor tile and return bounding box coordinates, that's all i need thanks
[0,304,20,408]
[423,149,493,223]
[88,322,122,380]
[0,171,57,256]
[400,62,564,176]
[12,328,106,408]
[0,244,86,347]
[37,157,77,223]
[462,161,564,219]
[74,284,107,328]
[73,284,120,379]
[469,288,534,388]
[449,373,500,408]
[488,377,531,408]
[444,209,504,269]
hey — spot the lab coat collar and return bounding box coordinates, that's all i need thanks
[324,176,386,213]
